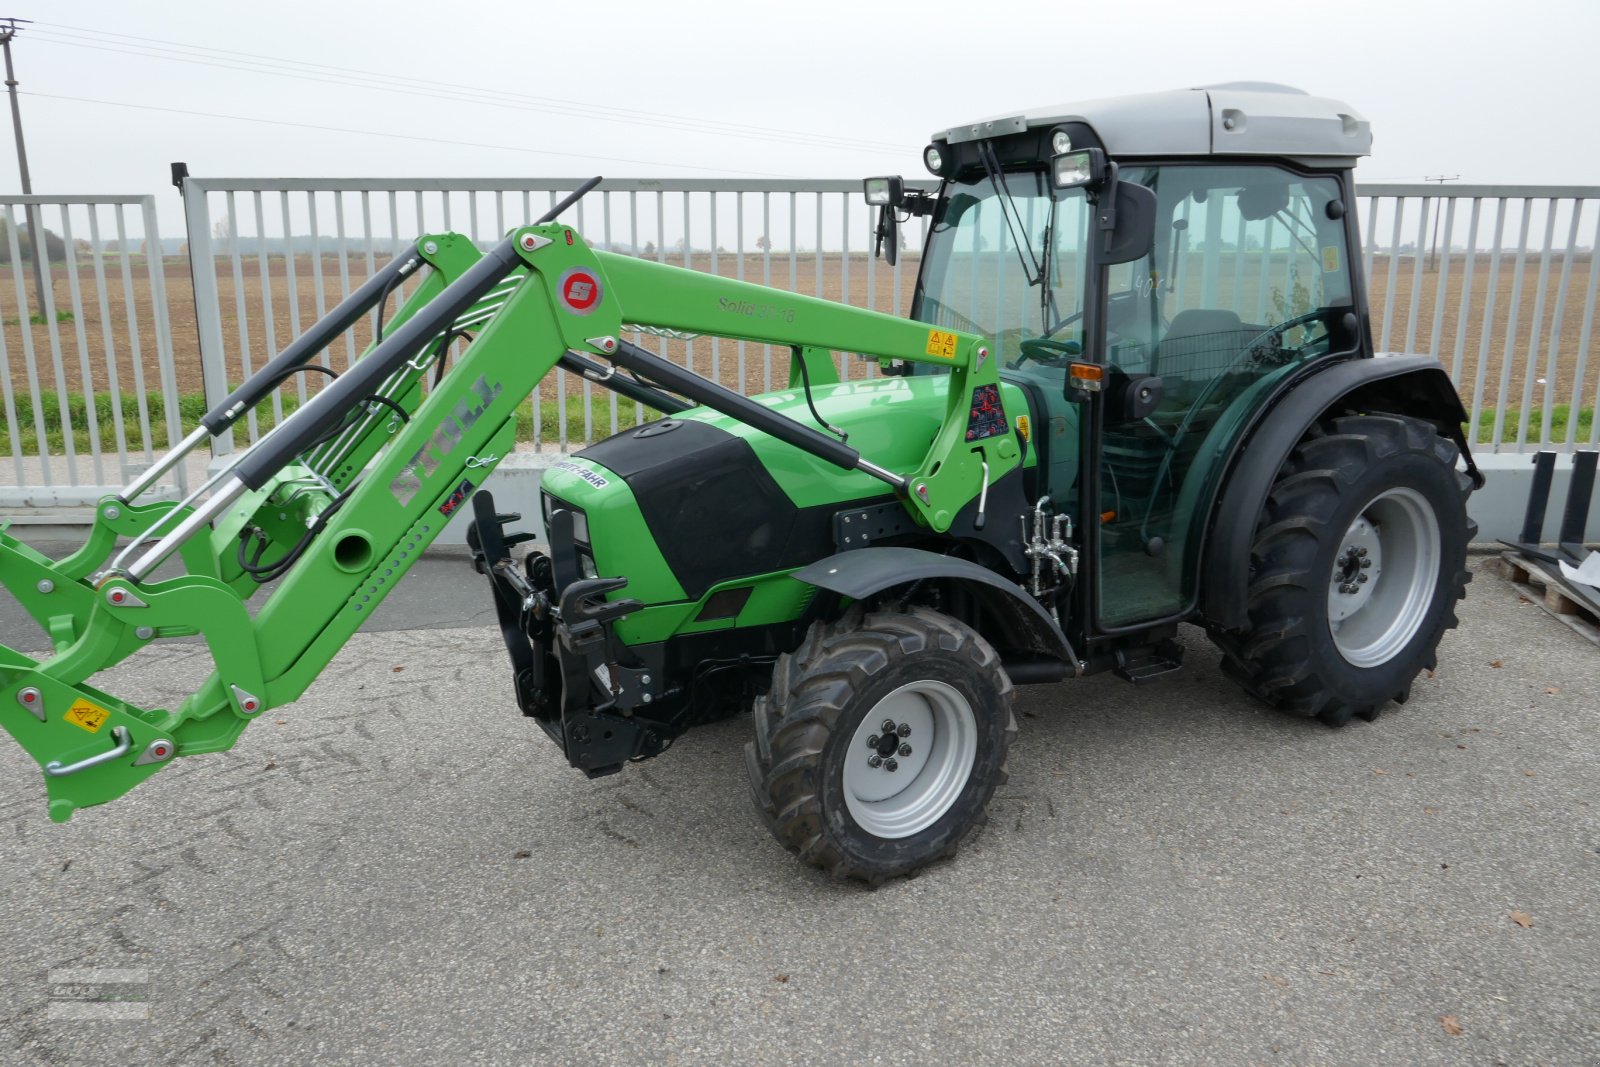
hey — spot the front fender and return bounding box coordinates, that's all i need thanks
[794,547,1078,668]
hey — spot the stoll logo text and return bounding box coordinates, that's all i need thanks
[389,375,505,506]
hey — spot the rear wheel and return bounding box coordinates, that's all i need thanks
[1211,414,1474,726]
[745,606,1015,883]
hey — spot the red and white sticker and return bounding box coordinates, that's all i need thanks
[558,268,603,315]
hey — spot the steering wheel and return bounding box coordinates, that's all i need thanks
[1243,309,1331,365]
[1014,336,1083,367]
[1040,308,1086,340]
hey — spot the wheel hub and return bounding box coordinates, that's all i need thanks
[842,680,978,839]
[1326,487,1441,668]
[1329,517,1382,621]
[865,718,914,773]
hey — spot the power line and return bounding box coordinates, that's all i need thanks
[21,90,818,178]
[29,23,910,156]
[37,22,900,146]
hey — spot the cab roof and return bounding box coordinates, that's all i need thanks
[937,83,1371,164]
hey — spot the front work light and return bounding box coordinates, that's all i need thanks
[1050,130,1072,156]
[923,145,944,175]
[1052,147,1107,189]
[863,175,905,207]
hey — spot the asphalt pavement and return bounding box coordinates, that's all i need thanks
[1,554,1596,1066]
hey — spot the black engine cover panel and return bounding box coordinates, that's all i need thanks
[578,419,839,599]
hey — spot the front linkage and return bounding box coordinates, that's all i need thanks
[0,180,1014,821]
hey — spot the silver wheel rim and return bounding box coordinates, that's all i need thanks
[1327,486,1440,668]
[842,679,978,839]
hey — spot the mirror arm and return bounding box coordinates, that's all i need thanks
[1094,161,1121,255]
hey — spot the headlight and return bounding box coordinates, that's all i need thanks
[862,175,904,207]
[1051,130,1072,155]
[923,145,943,175]
[1052,148,1107,189]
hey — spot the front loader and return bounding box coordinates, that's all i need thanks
[0,84,1481,882]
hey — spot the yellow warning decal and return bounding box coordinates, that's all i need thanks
[925,329,959,360]
[64,699,110,734]
[1321,245,1341,273]
[1014,414,1031,442]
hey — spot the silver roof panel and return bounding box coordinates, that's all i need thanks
[938,83,1371,161]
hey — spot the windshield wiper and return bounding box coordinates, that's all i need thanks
[978,141,1044,288]
[1038,196,1061,335]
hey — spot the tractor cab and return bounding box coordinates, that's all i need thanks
[869,83,1373,631]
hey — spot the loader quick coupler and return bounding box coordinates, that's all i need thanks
[468,491,654,776]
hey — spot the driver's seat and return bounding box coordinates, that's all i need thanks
[1152,309,1257,393]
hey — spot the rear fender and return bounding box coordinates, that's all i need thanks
[1201,355,1480,632]
[794,546,1078,668]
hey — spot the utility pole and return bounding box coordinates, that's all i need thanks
[1425,174,1459,273]
[0,17,47,318]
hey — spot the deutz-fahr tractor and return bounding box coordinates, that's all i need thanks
[0,83,1478,882]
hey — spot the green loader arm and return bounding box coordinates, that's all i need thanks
[0,202,1012,822]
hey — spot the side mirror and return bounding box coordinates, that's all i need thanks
[874,207,899,266]
[1098,180,1157,266]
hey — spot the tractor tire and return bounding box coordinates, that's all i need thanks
[1210,414,1474,726]
[745,605,1016,883]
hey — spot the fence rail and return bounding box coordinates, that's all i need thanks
[3,180,1598,513]
[0,193,186,510]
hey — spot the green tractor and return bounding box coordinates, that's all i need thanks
[0,83,1478,882]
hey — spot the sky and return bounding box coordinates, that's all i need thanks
[6,0,1597,218]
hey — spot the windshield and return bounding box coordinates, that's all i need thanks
[913,169,1092,369]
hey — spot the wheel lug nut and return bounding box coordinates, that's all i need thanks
[898,743,912,757]
[896,723,911,738]
[1357,574,1368,583]
[867,754,882,768]
[1356,547,1367,557]
[881,719,896,734]
[884,758,899,772]
[1361,559,1372,568]
[867,735,880,747]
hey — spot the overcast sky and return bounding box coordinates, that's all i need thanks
[10,0,1598,204]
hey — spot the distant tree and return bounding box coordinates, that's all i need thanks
[0,218,67,263]
[75,238,92,255]
[642,240,656,257]
[755,234,771,252]
[212,215,233,241]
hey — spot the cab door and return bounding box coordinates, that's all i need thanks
[1089,163,1360,629]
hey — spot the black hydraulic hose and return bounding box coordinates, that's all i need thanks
[793,349,847,442]
[232,235,527,491]
[608,339,863,474]
[201,242,422,434]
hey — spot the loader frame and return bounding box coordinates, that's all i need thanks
[0,181,1026,822]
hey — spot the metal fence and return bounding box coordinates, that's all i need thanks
[1359,184,1599,453]
[4,180,1599,513]
[0,194,185,514]
[177,177,933,457]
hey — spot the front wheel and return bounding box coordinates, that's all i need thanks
[1211,414,1474,726]
[745,606,1016,883]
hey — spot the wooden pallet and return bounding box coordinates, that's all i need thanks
[1498,551,1600,647]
